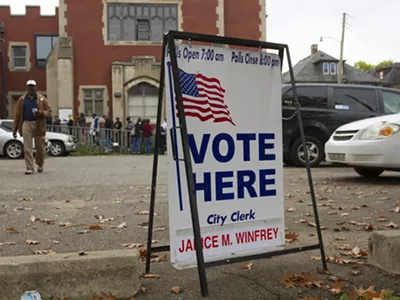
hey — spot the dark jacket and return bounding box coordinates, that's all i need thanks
[13,93,52,137]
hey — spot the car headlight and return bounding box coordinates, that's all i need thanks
[68,137,73,143]
[359,123,400,140]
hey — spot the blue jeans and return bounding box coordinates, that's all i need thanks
[131,136,141,154]
[145,137,153,155]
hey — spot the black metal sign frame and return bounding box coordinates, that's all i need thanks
[145,31,327,297]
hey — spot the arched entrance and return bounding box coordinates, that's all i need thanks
[127,82,159,123]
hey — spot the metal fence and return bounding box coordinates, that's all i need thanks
[46,125,140,151]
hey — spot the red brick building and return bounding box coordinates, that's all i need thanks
[0,0,266,124]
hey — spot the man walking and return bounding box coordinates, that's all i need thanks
[12,80,52,174]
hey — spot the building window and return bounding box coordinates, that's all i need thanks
[83,89,104,116]
[107,4,178,41]
[36,35,58,67]
[12,46,27,68]
[330,62,337,75]
[322,62,329,74]
[128,82,158,123]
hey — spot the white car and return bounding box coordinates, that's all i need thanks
[0,120,77,158]
[325,113,400,178]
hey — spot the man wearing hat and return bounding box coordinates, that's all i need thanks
[12,80,52,174]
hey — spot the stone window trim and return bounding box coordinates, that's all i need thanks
[8,42,31,72]
[102,0,183,46]
[78,85,109,123]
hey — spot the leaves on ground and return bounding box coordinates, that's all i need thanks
[152,240,160,244]
[0,242,16,246]
[171,286,183,294]
[117,222,127,229]
[121,243,144,248]
[151,254,168,262]
[95,215,115,224]
[377,216,390,222]
[18,197,33,201]
[335,237,346,241]
[334,226,350,232]
[142,273,159,278]
[14,207,33,211]
[285,232,298,243]
[328,211,338,215]
[280,272,324,289]
[153,227,165,232]
[240,262,254,270]
[32,249,56,255]
[88,225,102,230]
[337,244,352,251]
[287,207,296,212]
[77,230,90,234]
[7,227,18,233]
[59,222,72,227]
[135,210,157,216]
[311,256,367,266]
[385,222,399,229]
[329,280,344,295]
[346,285,392,300]
[25,240,39,245]
[391,202,400,213]
[139,249,147,258]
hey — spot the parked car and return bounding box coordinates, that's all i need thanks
[325,113,400,178]
[0,125,51,159]
[0,120,77,158]
[282,83,400,167]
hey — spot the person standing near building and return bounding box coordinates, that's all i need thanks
[78,112,86,143]
[114,117,123,145]
[159,118,167,155]
[131,117,142,154]
[103,115,113,141]
[12,80,52,175]
[67,114,74,135]
[90,113,100,144]
[143,119,153,156]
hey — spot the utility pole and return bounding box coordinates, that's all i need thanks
[338,12,346,84]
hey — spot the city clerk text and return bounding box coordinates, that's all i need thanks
[188,132,277,202]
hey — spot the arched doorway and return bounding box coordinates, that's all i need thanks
[127,82,158,123]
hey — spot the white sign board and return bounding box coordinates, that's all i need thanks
[165,44,284,269]
[58,109,73,123]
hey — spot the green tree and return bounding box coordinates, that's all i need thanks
[354,59,394,71]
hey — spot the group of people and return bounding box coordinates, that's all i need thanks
[89,113,167,155]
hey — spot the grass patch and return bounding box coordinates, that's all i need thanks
[339,291,400,300]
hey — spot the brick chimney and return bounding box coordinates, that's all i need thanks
[311,44,318,55]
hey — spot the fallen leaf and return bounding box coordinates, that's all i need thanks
[307,221,316,227]
[139,249,147,258]
[303,212,313,217]
[299,219,307,223]
[171,286,183,294]
[135,211,157,216]
[121,243,144,248]
[334,227,350,232]
[335,237,346,241]
[287,207,296,212]
[380,196,391,200]
[341,213,349,217]
[142,273,159,278]
[59,222,72,227]
[328,276,348,282]
[25,240,39,245]
[19,197,33,201]
[0,242,16,246]
[280,273,297,288]
[285,232,298,243]
[153,227,165,232]
[7,227,18,233]
[350,221,368,226]
[14,207,33,211]
[41,219,55,225]
[311,256,322,261]
[328,211,337,215]
[100,292,116,300]
[285,193,295,199]
[351,206,361,210]
[152,240,160,244]
[385,222,399,229]
[88,225,102,230]
[377,217,390,222]
[117,222,127,229]
[53,240,60,244]
[349,270,361,276]
[240,262,254,270]
[329,280,344,295]
[317,267,332,275]
[99,218,115,224]
[364,224,380,231]
[336,221,346,225]
[391,206,400,213]
[151,254,168,262]
[77,230,90,234]
[32,249,56,255]
[337,244,352,250]
[30,216,38,222]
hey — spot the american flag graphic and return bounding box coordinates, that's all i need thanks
[176,68,235,126]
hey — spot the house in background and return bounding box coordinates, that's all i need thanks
[283,44,380,85]
[368,63,400,89]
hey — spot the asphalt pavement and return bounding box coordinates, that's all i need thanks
[1,156,400,299]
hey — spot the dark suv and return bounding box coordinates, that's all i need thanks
[282,83,400,167]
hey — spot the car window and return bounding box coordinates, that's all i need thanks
[282,86,328,108]
[0,121,13,132]
[333,88,377,112]
[382,91,400,114]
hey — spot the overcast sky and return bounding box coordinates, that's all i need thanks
[2,0,399,69]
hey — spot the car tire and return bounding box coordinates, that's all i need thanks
[5,141,24,159]
[49,141,66,157]
[354,167,384,178]
[290,136,324,168]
